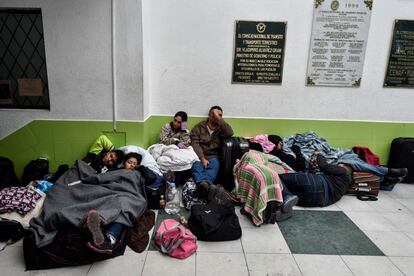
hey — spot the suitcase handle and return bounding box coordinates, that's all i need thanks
[357,193,378,201]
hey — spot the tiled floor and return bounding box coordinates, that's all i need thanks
[2,184,414,275]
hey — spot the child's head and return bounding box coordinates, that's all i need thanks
[122,152,143,171]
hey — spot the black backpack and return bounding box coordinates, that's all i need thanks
[0,157,21,189]
[188,203,242,241]
[21,158,49,185]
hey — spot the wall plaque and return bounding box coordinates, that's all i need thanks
[384,20,414,88]
[232,20,286,84]
[306,0,373,87]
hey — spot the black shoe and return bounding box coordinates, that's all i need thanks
[281,195,299,213]
[383,176,404,186]
[208,184,231,205]
[388,168,408,177]
[275,209,293,222]
[196,181,210,199]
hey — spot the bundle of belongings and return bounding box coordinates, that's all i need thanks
[147,144,199,173]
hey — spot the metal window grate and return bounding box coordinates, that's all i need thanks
[0,8,50,109]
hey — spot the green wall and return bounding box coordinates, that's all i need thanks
[1,117,414,179]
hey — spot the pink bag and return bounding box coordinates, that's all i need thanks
[154,219,197,259]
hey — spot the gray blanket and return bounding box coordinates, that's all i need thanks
[30,160,147,247]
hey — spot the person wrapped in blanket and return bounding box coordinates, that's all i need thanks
[82,135,124,174]
[87,151,166,253]
[234,150,298,226]
[159,111,191,148]
[86,152,146,254]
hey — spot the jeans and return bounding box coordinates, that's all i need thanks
[339,158,388,180]
[192,156,220,184]
[105,223,123,241]
[279,172,328,207]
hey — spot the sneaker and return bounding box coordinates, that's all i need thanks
[86,240,114,255]
[86,209,104,246]
[388,168,408,178]
[281,195,299,213]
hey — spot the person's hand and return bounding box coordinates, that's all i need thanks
[309,151,320,169]
[212,109,223,124]
[291,145,301,155]
[201,157,209,168]
[177,142,187,149]
[172,138,180,145]
[181,121,188,131]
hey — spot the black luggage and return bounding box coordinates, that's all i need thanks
[218,137,249,191]
[188,203,242,241]
[0,157,21,189]
[388,138,414,183]
[23,225,127,270]
[145,184,166,209]
[0,218,27,241]
[21,158,49,185]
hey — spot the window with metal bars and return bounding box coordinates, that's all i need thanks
[0,8,50,109]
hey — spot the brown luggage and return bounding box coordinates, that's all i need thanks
[347,172,380,201]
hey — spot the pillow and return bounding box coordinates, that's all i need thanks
[119,145,162,176]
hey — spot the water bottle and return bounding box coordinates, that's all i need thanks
[159,195,166,209]
[165,182,180,214]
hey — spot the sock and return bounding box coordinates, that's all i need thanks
[107,234,117,245]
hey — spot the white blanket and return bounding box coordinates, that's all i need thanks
[119,145,162,176]
[148,144,199,173]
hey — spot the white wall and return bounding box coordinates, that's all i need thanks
[0,0,144,138]
[2,0,414,139]
[145,0,414,121]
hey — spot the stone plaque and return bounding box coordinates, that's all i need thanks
[384,20,414,88]
[232,20,286,84]
[306,0,373,87]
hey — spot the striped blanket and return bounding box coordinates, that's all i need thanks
[234,150,283,226]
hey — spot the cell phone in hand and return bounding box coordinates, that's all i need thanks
[181,121,187,131]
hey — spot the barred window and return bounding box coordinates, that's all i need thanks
[0,8,50,109]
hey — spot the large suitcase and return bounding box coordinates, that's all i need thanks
[0,157,21,189]
[23,225,127,270]
[0,218,27,241]
[217,137,249,191]
[347,172,380,200]
[388,138,414,183]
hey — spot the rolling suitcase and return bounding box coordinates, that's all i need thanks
[217,137,249,191]
[387,138,414,183]
[347,172,380,201]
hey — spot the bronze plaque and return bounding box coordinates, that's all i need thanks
[232,20,286,84]
[384,20,414,88]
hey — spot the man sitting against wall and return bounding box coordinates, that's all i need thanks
[190,106,234,197]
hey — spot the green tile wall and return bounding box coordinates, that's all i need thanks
[1,117,414,179]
